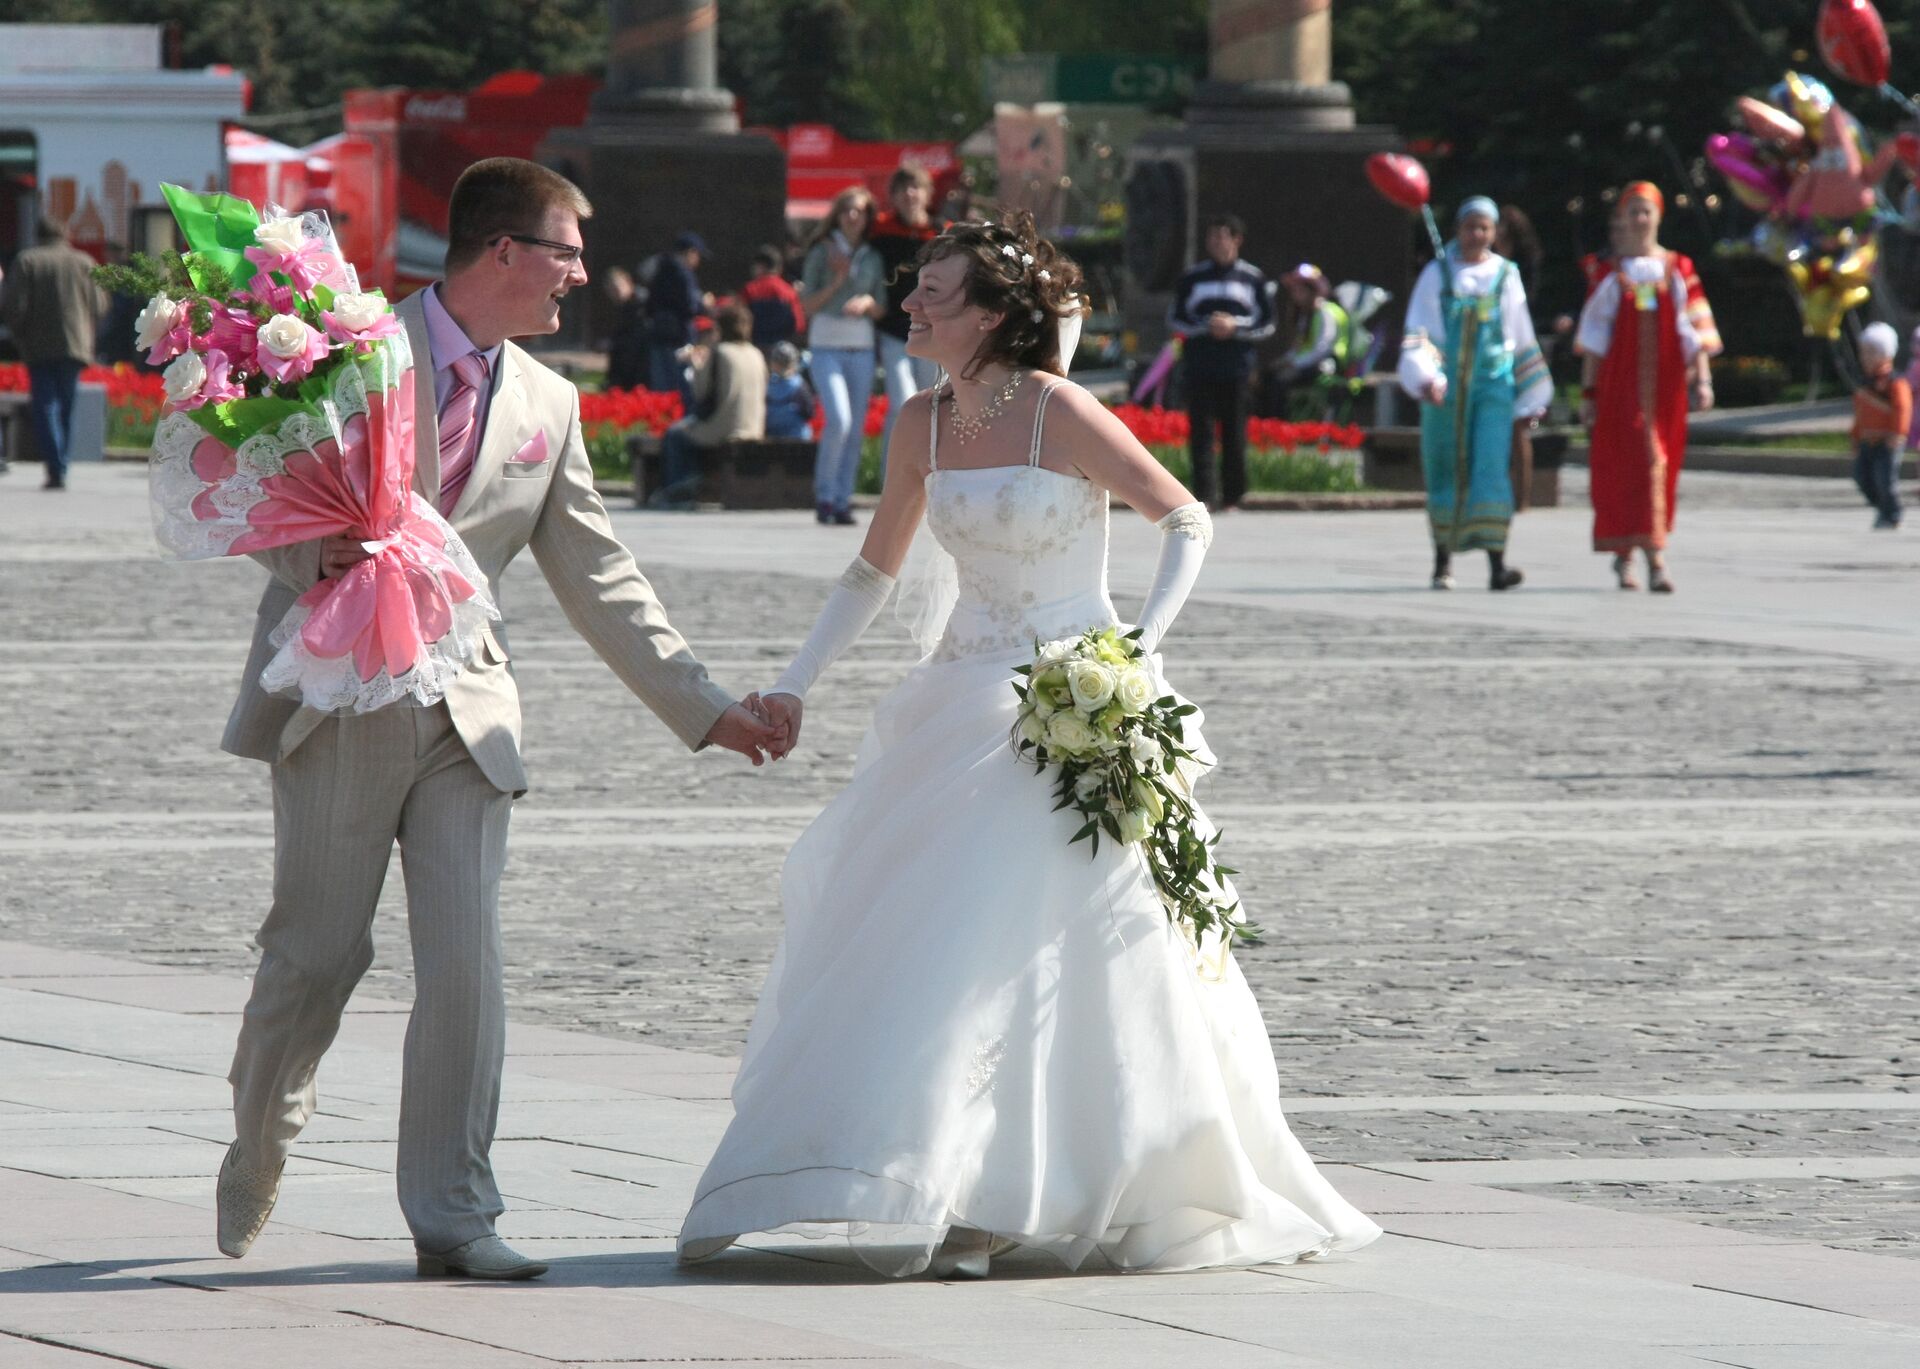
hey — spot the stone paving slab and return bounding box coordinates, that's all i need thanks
[1,951,1917,1368]
[4,465,1919,1362]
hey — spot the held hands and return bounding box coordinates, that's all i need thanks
[842,293,878,319]
[1422,376,1448,407]
[743,691,803,760]
[1206,311,1238,341]
[704,701,783,766]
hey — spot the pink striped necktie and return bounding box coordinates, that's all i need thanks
[437,350,490,510]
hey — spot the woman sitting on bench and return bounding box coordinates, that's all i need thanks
[652,302,769,509]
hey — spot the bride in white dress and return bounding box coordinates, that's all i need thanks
[677,215,1380,1279]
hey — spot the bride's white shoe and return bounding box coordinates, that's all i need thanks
[927,1225,995,1280]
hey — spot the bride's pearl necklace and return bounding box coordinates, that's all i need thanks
[947,369,1028,443]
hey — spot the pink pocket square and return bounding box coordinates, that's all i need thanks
[510,431,550,464]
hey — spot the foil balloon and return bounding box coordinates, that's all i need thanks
[1787,237,1878,340]
[1704,133,1791,213]
[1781,71,1835,141]
[1736,95,1807,150]
[1896,130,1920,176]
[1364,153,1430,211]
[1785,105,1883,220]
[1707,67,1901,342]
[1818,0,1892,89]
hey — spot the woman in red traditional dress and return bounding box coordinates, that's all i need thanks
[1575,183,1722,593]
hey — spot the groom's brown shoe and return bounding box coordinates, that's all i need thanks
[417,1235,549,1280]
[216,1140,284,1258]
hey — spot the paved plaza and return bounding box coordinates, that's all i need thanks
[0,461,1916,1365]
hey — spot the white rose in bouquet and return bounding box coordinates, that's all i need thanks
[1128,731,1163,770]
[254,216,307,255]
[1016,710,1050,748]
[328,290,387,333]
[1115,807,1154,845]
[1114,666,1155,715]
[1045,712,1099,757]
[259,312,317,360]
[135,293,184,352]
[1036,637,1077,668]
[162,350,208,403]
[1066,659,1117,712]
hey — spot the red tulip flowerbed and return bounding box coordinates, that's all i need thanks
[0,363,168,447]
[1108,403,1364,454]
[8,369,1369,493]
[581,387,1365,493]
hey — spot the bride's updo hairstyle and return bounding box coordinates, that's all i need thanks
[918,211,1084,380]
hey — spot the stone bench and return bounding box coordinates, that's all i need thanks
[630,433,817,510]
[0,382,110,468]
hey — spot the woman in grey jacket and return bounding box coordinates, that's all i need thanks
[801,187,886,525]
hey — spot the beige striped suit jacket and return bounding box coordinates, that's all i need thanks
[221,291,734,793]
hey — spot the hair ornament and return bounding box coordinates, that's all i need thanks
[1021,252,1034,267]
[1036,269,1051,282]
[1031,308,1045,322]
[1001,244,1019,259]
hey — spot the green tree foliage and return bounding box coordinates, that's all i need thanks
[1335,0,1920,315]
[5,0,1206,142]
[718,0,1209,139]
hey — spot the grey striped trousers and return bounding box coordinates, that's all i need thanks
[228,702,513,1253]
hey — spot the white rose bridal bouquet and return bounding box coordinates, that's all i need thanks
[1012,625,1256,946]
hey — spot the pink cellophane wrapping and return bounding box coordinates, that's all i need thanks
[149,333,498,713]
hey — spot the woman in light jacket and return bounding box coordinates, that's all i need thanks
[801,186,887,525]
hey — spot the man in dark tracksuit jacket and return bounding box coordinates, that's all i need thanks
[1168,214,1275,509]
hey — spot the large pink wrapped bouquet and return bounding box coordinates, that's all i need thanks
[118,186,495,713]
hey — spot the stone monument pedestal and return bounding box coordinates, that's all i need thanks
[540,123,786,342]
[1124,1,1409,359]
[538,1,786,347]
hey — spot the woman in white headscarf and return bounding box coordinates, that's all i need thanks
[1398,196,1553,590]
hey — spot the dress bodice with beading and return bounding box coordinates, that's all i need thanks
[925,380,1115,661]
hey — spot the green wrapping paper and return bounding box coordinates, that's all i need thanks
[160,184,262,291]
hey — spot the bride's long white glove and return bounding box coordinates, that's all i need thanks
[770,556,897,700]
[1134,503,1213,654]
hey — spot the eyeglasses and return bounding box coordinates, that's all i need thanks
[497,234,583,265]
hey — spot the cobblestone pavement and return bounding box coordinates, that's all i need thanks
[1,464,1915,1261]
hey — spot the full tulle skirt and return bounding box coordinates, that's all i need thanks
[677,647,1382,1276]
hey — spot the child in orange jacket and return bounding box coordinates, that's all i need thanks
[1854,322,1908,529]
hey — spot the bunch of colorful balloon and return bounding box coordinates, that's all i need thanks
[1704,0,1918,339]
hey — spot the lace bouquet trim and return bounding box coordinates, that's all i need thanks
[259,492,495,712]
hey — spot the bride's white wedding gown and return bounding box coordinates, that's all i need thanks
[678,382,1381,1275]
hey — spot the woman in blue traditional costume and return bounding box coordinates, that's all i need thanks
[1397,197,1553,590]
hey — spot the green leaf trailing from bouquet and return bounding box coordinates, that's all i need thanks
[1011,626,1258,947]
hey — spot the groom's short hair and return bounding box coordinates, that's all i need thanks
[446,158,593,272]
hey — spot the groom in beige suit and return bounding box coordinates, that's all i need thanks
[216,158,776,1280]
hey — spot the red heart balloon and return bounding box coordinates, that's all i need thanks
[1818,0,1891,89]
[1366,153,1430,212]
[1896,130,1920,175]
